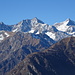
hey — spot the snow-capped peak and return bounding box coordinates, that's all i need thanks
[54,19,75,32]
[31,17,44,25]
[64,18,75,25]
[65,18,71,21]
[1,18,75,43]
[12,17,45,32]
[31,17,38,21]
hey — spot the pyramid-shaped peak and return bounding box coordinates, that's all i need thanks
[31,17,44,24]
[65,18,73,22]
[32,17,38,20]
[65,18,75,25]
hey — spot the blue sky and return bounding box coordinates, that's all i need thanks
[0,0,75,25]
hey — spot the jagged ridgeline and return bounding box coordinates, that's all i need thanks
[0,18,75,42]
[0,18,75,75]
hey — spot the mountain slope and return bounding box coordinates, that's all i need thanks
[7,37,75,75]
[0,32,55,75]
[0,31,15,43]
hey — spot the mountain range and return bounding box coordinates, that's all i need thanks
[0,18,75,42]
[0,18,75,75]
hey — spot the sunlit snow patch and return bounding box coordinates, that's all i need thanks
[12,28,18,32]
[0,34,4,40]
[45,32,55,40]
[29,29,35,33]
[5,32,9,37]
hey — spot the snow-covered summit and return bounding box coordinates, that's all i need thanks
[0,18,75,42]
[54,18,75,26]
[9,18,75,41]
[53,19,75,32]
[31,17,44,25]
[12,17,46,33]
[65,18,75,25]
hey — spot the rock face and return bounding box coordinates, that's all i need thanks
[0,32,55,75]
[7,37,75,75]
